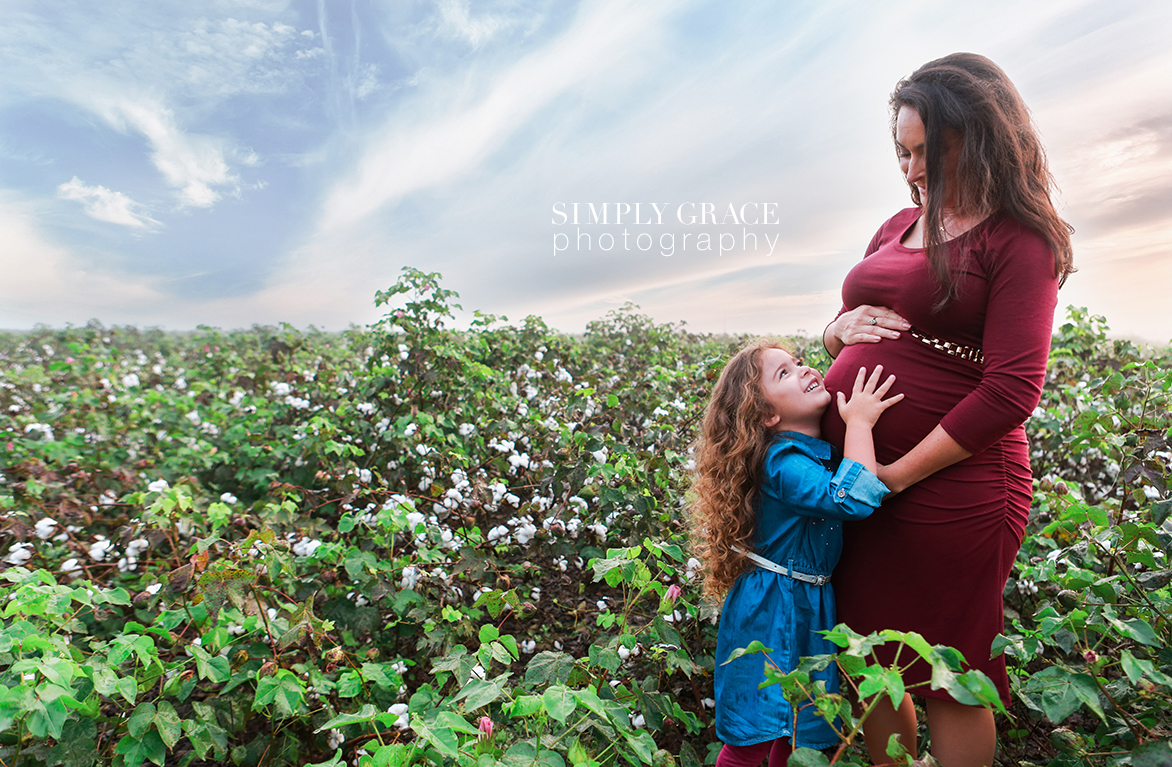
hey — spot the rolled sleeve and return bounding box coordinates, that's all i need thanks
[830,458,889,510]
[764,437,887,521]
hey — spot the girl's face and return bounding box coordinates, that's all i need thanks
[757,348,830,432]
[895,105,962,208]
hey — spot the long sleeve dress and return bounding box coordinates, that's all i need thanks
[715,431,887,749]
[820,207,1059,704]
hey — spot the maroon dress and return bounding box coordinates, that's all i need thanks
[821,207,1058,704]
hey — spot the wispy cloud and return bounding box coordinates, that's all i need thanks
[319,0,674,229]
[56,177,158,228]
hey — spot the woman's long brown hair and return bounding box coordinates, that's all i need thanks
[688,339,787,602]
[891,52,1075,309]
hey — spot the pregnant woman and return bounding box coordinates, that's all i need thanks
[820,53,1074,767]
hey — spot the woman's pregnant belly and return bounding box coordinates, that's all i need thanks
[820,334,982,465]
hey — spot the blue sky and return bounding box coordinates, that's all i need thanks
[2,0,1170,343]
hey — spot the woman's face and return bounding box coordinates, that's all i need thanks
[895,106,962,208]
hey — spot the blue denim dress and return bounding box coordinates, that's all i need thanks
[714,431,888,748]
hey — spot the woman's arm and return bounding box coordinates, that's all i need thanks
[877,424,972,494]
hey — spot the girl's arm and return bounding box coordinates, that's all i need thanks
[837,365,902,475]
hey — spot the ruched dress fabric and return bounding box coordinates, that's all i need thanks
[715,432,887,749]
[820,207,1059,704]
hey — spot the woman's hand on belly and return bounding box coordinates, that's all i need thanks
[823,305,911,358]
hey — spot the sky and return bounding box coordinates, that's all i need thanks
[1,0,1170,343]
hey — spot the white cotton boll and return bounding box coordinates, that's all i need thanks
[507,453,531,473]
[631,714,645,729]
[148,478,170,493]
[568,496,588,514]
[554,556,568,572]
[458,422,474,436]
[503,492,520,507]
[588,522,608,539]
[175,377,187,390]
[229,391,244,407]
[489,482,508,506]
[88,538,114,561]
[356,402,376,415]
[415,444,430,456]
[293,537,322,557]
[487,525,510,543]
[525,385,539,400]
[23,423,54,441]
[591,449,608,463]
[553,640,563,650]
[520,639,537,654]
[5,543,33,566]
[221,492,238,504]
[515,521,538,545]
[555,369,572,383]
[271,382,292,396]
[406,511,426,530]
[34,517,58,540]
[418,476,432,491]
[122,373,140,388]
[597,600,608,611]
[387,703,410,729]
[285,396,310,409]
[530,587,541,601]
[401,566,418,589]
[617,646,631,661]
[185,410,201,426]
[702,698,716,709]
[398,344,410,361]
[404,423,418,436]
[61,558,82,578]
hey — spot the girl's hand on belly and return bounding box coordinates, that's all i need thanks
[823,305,911,358]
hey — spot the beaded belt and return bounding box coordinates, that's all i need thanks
[734,547,830,586]
[908,326,984,364]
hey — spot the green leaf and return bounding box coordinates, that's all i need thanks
[114,731,167,767]
[452,676,508,711]
[190,644,231,683]
[525,651,575,685]
[722,640,774,665]
[1104,612,1161,647]
[154,700,183,748]
[306,749,346,767]
[410,717,459,758]
[1021,666,1100,723]
[128,702,157,738]
[506,695,544,718]
[116,676,139,705]
[253,670,306,717]
[544,685,578,723]
[623,729,655,764]
[478,624,500,644]
[317,704,381,732]
[1131,739,1172,767]
[51,717,98,767]
[786,748,831,767]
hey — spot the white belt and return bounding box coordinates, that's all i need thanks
[735,547,830,586]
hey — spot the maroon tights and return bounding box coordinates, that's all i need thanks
[715,738,793,767]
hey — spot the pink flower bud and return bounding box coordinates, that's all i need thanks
[666,584,682,601]
[1084,650,1099,663]
[478,716,494,740]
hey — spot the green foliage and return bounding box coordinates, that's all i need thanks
[0,284,1168,766]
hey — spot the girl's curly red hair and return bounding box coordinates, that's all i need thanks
[688,338,789,602]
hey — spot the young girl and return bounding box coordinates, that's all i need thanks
[690,339,902,766]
